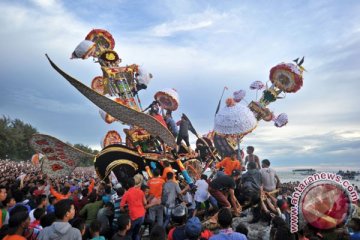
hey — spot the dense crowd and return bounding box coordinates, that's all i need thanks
[0,146,359,240]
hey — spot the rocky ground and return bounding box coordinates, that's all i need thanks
[141,210,272,240]
[232,210,271,240]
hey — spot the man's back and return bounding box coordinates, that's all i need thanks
[148,177,165,198]
[242,169,262,191]
[260,167,277,192]
[38,221,81,240]
[120,187,145,220]
[162,181,181,208]
[210,175,236,191]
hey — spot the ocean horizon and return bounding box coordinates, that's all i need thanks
[276,171,360,188]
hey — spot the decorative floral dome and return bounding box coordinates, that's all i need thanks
[214,102,257,136]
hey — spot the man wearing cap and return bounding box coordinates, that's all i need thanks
[208,170,241,214]
[185,217,203,240]
[168,205,188,240]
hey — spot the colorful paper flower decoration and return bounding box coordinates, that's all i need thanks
[233,90,246,102]
[269,63,303,93]
[154,89,179,111]
[250,81,265,90]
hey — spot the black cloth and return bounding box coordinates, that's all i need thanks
[209,175,236,191]
[176,135,190,146]
[111,232,132,240]
[241,169,262,191]
[178,119,196,137]
[195,145,210,162]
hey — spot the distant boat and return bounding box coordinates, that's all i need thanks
[337,170,356,180]
[292,169,316,175]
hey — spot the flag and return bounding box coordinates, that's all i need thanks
[215,87,228,115]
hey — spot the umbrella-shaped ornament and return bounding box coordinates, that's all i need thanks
[154,89,179,111]
[214,98,258,159]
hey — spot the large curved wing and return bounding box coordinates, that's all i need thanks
[45,55,176,148]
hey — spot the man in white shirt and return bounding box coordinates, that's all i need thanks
[193,174,210,217]
[260,159,280,192]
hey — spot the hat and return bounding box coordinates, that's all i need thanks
[172,204,187,218]
[231,169,241,177]
[134,174,143,187]
[185,217,202,239]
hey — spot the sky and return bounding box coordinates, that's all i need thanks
[0,0,359,171]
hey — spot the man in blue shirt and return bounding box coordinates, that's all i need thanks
[165,111,178,137]
[209,208,247,240]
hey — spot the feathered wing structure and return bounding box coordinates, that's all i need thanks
[29,134,94,177]
[45,54,176,148]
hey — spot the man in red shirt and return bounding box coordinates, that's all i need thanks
[120,174,147,240]
[147,169,165,226]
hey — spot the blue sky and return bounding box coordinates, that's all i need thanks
[0,0,359,171]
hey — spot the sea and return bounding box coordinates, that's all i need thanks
[277,171,360,188]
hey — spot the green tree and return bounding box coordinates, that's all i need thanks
[10,118,38,160]
[0,116,99,164]
[73,143,99,166]
[0,116,38,161]
[0,116,13,159]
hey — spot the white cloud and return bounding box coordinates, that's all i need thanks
[153,20,213,37]
[150,9,228,37]
[0,1,89,59]
[0,1,359,170]
[30,0,59,10]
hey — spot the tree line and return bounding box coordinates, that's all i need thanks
[0,116,98,166]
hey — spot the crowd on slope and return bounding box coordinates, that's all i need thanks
[0,146,359,240]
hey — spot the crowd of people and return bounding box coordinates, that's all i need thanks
[0,145,359,240]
